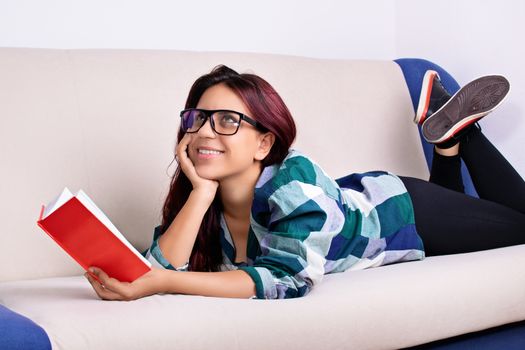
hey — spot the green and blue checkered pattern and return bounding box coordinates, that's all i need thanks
[145,149,425,299]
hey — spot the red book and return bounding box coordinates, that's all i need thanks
[37,188,152,283]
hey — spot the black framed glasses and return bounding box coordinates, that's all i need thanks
[180,108,268,135]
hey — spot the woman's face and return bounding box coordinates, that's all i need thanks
[185,83,273,182]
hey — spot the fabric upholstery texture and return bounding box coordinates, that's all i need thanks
[1,245,525,350]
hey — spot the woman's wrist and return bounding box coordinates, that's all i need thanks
[190,187,217,204]
[155,268,170,294]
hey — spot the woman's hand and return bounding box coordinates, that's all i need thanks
[84,267,168,301]
[176,134,219,201]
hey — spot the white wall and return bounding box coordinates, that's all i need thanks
[0,0,523,176]
[0,0,396,59]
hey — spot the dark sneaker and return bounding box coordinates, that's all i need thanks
[421,75,510,144]
[414,70,452,125]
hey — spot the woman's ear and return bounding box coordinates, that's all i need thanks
[254,132,275,161]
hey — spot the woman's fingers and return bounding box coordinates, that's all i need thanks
[85,271,123,300]
[176,135,201,181]
[175,134,219,195]
[86,267,133,300]
[176,134,191,160]
[92,267,132,295]
[176,135,194,173]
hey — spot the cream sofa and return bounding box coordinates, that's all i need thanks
[1,48,524,350]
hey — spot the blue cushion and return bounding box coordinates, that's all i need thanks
[394,58,478,197]
[0,304,51,350]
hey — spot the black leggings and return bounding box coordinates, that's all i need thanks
[400,127,525,256]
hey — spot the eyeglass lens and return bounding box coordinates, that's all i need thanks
[182,110,241,135]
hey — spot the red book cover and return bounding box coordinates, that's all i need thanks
[37,188,151,283]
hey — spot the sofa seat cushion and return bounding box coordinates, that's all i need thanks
[1,245,525,350]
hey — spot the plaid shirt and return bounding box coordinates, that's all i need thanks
[144,149,425,299]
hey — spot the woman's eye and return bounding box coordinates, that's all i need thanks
[220,114,239,125]
[195,113,206,122]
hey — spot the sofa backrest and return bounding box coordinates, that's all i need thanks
[0,48,428,281]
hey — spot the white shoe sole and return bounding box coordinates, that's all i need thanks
[414,70,440,124]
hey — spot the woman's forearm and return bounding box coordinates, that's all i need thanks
[160,269,257,299]
[158,190,213,267]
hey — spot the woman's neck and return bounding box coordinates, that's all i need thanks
[218,162,262,220]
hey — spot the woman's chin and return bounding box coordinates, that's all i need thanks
[194,168,221,181]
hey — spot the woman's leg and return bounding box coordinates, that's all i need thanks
[428,146,464,193]
[400,176,525,256]
[459,125,525,214]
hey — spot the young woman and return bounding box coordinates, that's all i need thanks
[85,65,525,301]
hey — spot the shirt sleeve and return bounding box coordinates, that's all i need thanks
[239,178,342,299]
[143,225,190,271]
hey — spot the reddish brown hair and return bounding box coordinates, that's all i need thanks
[161,65,296,271]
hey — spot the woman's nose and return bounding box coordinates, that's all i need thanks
[196,117,216,137]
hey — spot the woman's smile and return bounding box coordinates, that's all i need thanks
[194,146,225,160]
[197,150,224,159]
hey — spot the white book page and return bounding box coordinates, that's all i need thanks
[43,187,73,219]
[69,189,151,267]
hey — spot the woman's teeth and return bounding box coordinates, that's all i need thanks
[198,149,223,155]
